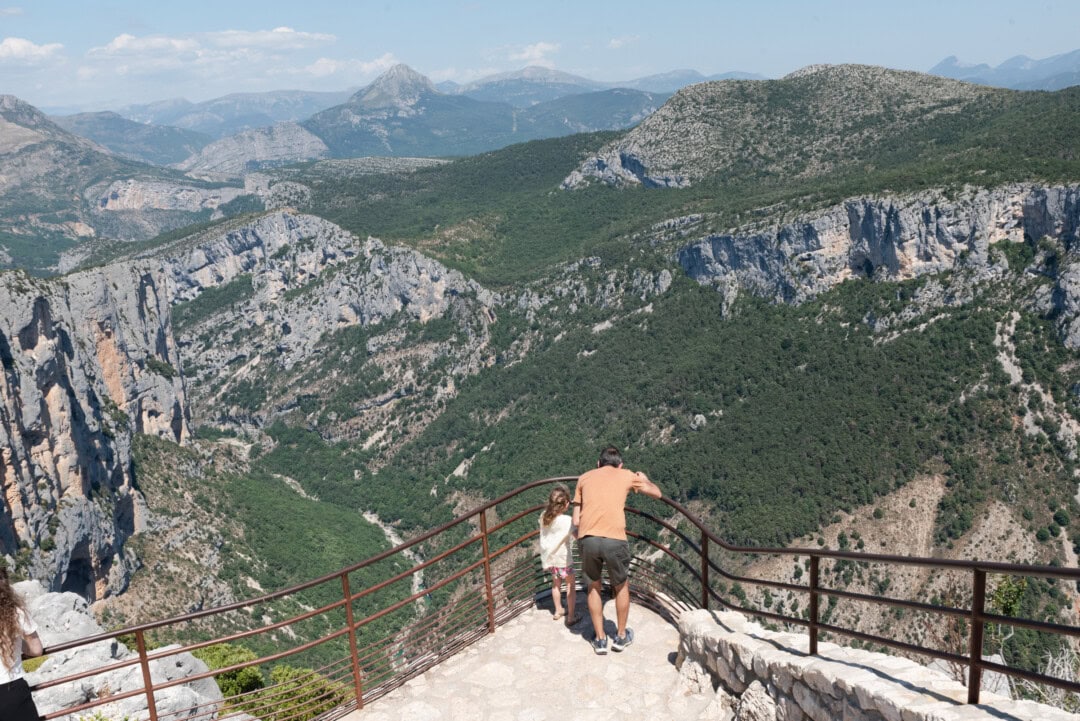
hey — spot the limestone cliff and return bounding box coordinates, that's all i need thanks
[675,184,1080,345]
[0,262,188,598]
[153,210,499,445]
[175,121,330,176]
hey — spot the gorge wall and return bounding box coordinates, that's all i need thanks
[4,181,1080,605]
[0,263,188,599]
[675,184,1080,345]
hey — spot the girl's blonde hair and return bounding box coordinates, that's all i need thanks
[0,566,27,667]
[541,484,571,527]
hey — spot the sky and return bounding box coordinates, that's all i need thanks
[2,0,1079,112]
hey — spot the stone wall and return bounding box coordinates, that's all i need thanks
[675,609,1078,721]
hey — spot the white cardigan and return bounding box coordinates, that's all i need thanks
[538,514,574,568]
[1,607,37,684]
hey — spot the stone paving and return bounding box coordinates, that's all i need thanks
[341,593,708,721]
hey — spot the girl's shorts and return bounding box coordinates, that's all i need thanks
[547,565,574,579]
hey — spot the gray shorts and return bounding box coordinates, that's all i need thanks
[579,536,632,587]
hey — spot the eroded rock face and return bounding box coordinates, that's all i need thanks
[0,262,188,598]
[175,122,330,175]
[158,211,497,368]
[676,185,1080,315]
[93,179,248,212]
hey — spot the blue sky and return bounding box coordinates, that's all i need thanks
[2,0,1079,111]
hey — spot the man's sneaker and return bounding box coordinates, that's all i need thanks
[611,628,634,652]
[591,635,609,655]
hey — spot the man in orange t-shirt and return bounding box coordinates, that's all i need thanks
[572,445,661,655]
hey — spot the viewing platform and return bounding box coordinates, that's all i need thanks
[342,598,703,721]
[25,478,1080,721]
[338,597,1078,721]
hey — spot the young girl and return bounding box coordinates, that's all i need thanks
[0,566,44,721]
[538,484,577,625]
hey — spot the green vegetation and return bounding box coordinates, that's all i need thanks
[293,87,1080,288]
[172,275,256,331]
[145,357,177,379]
[192,643,264,697]
[193,642,349,720]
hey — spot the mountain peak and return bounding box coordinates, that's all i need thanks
[0,94,63,133]
[358,64,436,108]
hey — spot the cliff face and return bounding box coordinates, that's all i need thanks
[175,122,329,176]
[159,211,499,446]
[0,263,188,599]
[676,185,1080,341]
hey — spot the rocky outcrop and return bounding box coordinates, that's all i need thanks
[18,580,222,721]
[158,211,496,365]
[155,211,496,399]
[176,122,330,176]
[0,261,188,599]
[562,65,991,189]
[92,178,248,212]
[675,185,1080,316]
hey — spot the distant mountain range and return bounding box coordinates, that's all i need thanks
[49,65,761,143]
[928,48,1080,90]
[41,51,1080,177]
[49,65,674,174]
[302,64,669,160]
[117,89,357,138]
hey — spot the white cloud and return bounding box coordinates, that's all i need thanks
[300,52,397,79]
[0,7,23,16]
[91,33,199,57]
[508,42,559,67]
[427,65,498,84]
[0,36,62,63]
[608,35,639,50]
[204,27,335,50]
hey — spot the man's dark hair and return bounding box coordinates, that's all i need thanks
[598,445,623,468]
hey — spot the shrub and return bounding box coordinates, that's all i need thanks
[192,643,265,698]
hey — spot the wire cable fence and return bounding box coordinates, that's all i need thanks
[30,477,1080,719]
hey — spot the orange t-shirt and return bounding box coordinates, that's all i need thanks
[573,465,649,541]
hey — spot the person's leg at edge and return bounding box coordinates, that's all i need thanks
[566,571,577,623]
[587,579,605,639]
[551,572,565,618]
[614,579,630,637]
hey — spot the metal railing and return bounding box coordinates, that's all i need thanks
[30,477,1080,720]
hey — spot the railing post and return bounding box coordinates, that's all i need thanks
[479,509,497,634]
[700,532,710,610]
[808,556,820,656]
[135,629,159,721]
[968,569,987,704]
[341,572,365,710]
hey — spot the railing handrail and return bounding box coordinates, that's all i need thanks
[655,494,1080,580]
[43,476,576,654]
[33,476,1080,718]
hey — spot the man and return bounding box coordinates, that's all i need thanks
[572,445,662,655]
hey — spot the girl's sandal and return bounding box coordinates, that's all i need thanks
[553,611,565,620]
[564,614,581,627]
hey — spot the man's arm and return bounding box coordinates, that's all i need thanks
[632,471,662,499]
[571,481,582,536]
